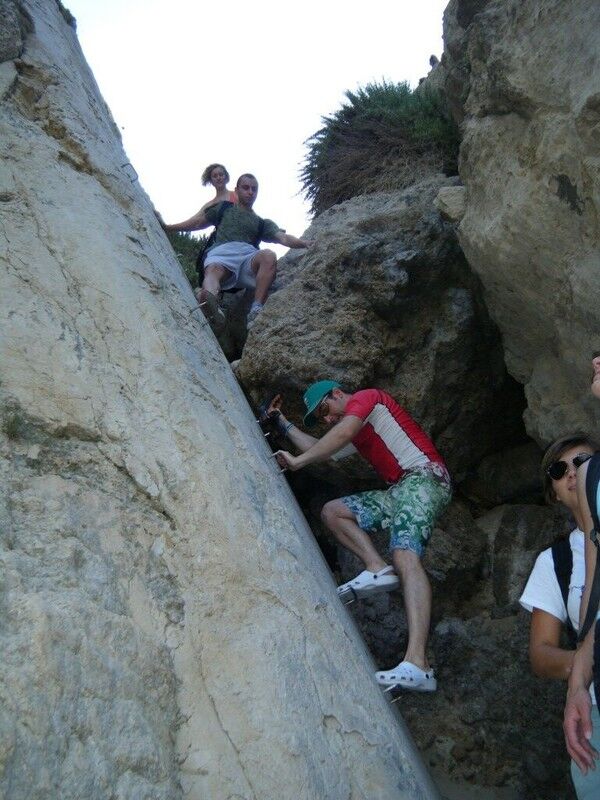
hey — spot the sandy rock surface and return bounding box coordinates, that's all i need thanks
[444,0,600,443]
[0,1,440,798]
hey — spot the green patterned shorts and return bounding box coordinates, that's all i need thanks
[341,464,451,557]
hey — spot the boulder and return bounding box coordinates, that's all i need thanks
[239,177,527,482]
[434,184,466,222]
[459,441,544,506]
[0,2,440,798]
[483,503,572,609]
[444,0,600,443]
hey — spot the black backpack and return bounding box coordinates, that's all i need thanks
[551,537,577,649]
[576,453,600,644]
[195,201,266,292]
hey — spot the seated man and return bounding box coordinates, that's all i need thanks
[272,381,452,692]
[160,173,310,330]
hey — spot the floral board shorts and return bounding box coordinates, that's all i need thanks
[340,463,452,557]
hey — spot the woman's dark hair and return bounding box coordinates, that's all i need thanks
[201,163,230,186]
[541,432,600,504]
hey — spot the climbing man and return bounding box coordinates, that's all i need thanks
[271,381,452,692]
[160,173,310,330]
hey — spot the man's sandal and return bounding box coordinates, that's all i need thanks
[375,661,437,693]
[337,566,400,604]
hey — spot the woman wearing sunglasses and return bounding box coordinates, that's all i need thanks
[563,357,600,797]
[520,432,600,798]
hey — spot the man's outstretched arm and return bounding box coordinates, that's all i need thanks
[274,231,311,249]
[276,416,363,471]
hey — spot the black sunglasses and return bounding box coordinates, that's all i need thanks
[546,452,594,481]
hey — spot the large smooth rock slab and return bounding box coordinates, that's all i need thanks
[0,1,439,798]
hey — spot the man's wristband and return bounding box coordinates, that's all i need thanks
[277,419,294,437]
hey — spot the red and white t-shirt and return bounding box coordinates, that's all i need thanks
[344,388,445,484]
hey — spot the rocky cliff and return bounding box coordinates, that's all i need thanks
[3,0,599,798]
[444,0,600,444]
[0,1,440,798]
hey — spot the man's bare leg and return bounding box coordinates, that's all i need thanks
[195,264,229,302]
[392,548,431,670]
[321,499,388,573]
[251,250,277,305]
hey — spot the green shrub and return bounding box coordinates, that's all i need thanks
[301,80,459,216]
[166,230,209,288]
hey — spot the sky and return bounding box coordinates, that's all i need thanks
[66,0,448,250]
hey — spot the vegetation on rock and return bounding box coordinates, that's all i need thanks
[301,80,460,216]
[166,230,206,287]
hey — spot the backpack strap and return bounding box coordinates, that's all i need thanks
[216,200,234,226]
[551,537,577,649]
[577,453,600,644]
[195,201,235,280]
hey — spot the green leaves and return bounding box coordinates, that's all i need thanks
[166,230,207,288]
[301,80,459,216]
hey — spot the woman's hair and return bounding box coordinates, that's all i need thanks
[541,432,600,504]
[201,163,230,186]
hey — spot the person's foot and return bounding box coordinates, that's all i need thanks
[199,292,225,335]
[246,302,264,330]
[337,566,400,603]
[375,660,437,692]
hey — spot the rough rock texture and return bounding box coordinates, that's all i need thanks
[433,185,466,223]
[444,0,600,443]
[234,2,598,798]
[239,177,527,483]
[0,2,441,798]
[339,501,574,799]
[460,441,543,506]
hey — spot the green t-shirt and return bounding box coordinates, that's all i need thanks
[204,203,282,250]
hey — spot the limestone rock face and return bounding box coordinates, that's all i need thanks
[444,0,600,443]
[239,177,526,482]
[0,2,439,798]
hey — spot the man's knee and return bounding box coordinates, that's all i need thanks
[321,499,345,530]
[261,249,277,266]
[254,250,277,273]
[203,264,227,283]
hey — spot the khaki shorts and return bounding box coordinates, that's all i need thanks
[204,242,258,291]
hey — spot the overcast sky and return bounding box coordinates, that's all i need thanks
[66,0,448,246]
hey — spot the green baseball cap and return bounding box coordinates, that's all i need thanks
[303,380,341,427]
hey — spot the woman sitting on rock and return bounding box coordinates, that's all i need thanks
[520,430,600,799]
[200,163,238,212]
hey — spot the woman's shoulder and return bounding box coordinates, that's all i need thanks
[201,195,237,215]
